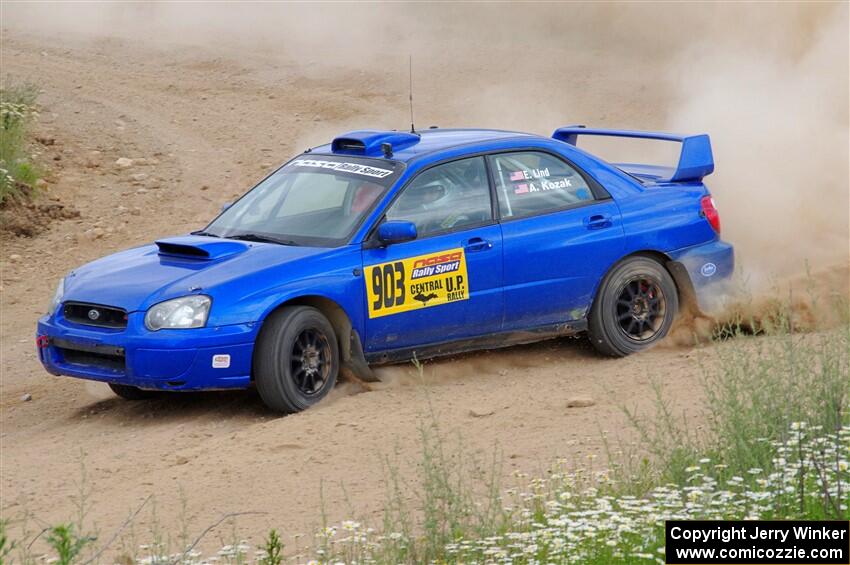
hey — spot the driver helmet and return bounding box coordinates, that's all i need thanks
[416,180,448,210]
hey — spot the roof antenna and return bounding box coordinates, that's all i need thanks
[408,54,416,134]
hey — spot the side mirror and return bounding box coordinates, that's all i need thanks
[221,202,232,213]
[378,221,417,245]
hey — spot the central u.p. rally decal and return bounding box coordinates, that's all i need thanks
[365,248,469,318]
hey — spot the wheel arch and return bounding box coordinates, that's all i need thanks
[256,294,376,382]
[592,249,698,315]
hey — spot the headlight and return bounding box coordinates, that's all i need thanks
[145,295,211,331]
[48,278,65,316]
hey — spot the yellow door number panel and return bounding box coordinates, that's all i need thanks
[366,248,469,319]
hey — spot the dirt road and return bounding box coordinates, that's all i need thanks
[1,4,847,558]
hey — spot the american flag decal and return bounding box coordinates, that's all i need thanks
[509,170,526,181]
[514,183,529,194]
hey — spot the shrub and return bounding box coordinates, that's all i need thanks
[0,82,42,204]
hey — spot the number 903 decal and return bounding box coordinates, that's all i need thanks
[365,248,469,318]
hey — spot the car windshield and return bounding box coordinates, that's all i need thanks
[202,155,404,247]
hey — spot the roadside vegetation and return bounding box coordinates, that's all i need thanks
[0,82,42,205]
[4,296,848,564]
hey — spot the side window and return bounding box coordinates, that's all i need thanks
[488,152,594,219]
[385,157,492,238]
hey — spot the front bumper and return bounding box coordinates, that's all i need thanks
[36,309,259,390]
[667,239,735,314]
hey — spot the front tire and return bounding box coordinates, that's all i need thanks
[254,306,339,413]
[588,256,678,357]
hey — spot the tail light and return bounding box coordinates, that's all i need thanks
[700,195,721,235]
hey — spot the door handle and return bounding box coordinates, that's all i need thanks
[463,237,493,252]
[585,214,613,230]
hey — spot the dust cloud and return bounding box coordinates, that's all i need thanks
[665,5,849,289]
[4,2,848,293]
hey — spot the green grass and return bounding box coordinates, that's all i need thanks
[259,530,284,565]
[44,525,94,565]
[626,295,849,488]
[0,520,16,565]
[306,303,848,563]
[0,82,42,205]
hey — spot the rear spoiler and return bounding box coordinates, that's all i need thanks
[552,126,714,183]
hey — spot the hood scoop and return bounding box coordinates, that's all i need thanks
[155,236,249,261]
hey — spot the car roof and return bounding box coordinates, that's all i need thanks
[309,128,539,163]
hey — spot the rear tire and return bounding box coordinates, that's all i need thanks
[254,306,339,413]
[109,383,158,400]
[588,256,678,357]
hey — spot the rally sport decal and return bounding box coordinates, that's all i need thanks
[365,248,469,319]
[289,159,394,178]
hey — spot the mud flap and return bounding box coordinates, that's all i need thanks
[340,329,380,383]
[666,260,701,316]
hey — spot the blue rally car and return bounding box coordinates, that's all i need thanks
[37,126,733,412]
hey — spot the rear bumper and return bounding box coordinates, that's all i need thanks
[667,239,735,313]
[36,311,258,390]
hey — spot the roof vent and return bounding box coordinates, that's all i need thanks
[332,138,366,153]
[331,130,420,157]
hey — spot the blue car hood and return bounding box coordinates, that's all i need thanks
[63,236,333,313]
